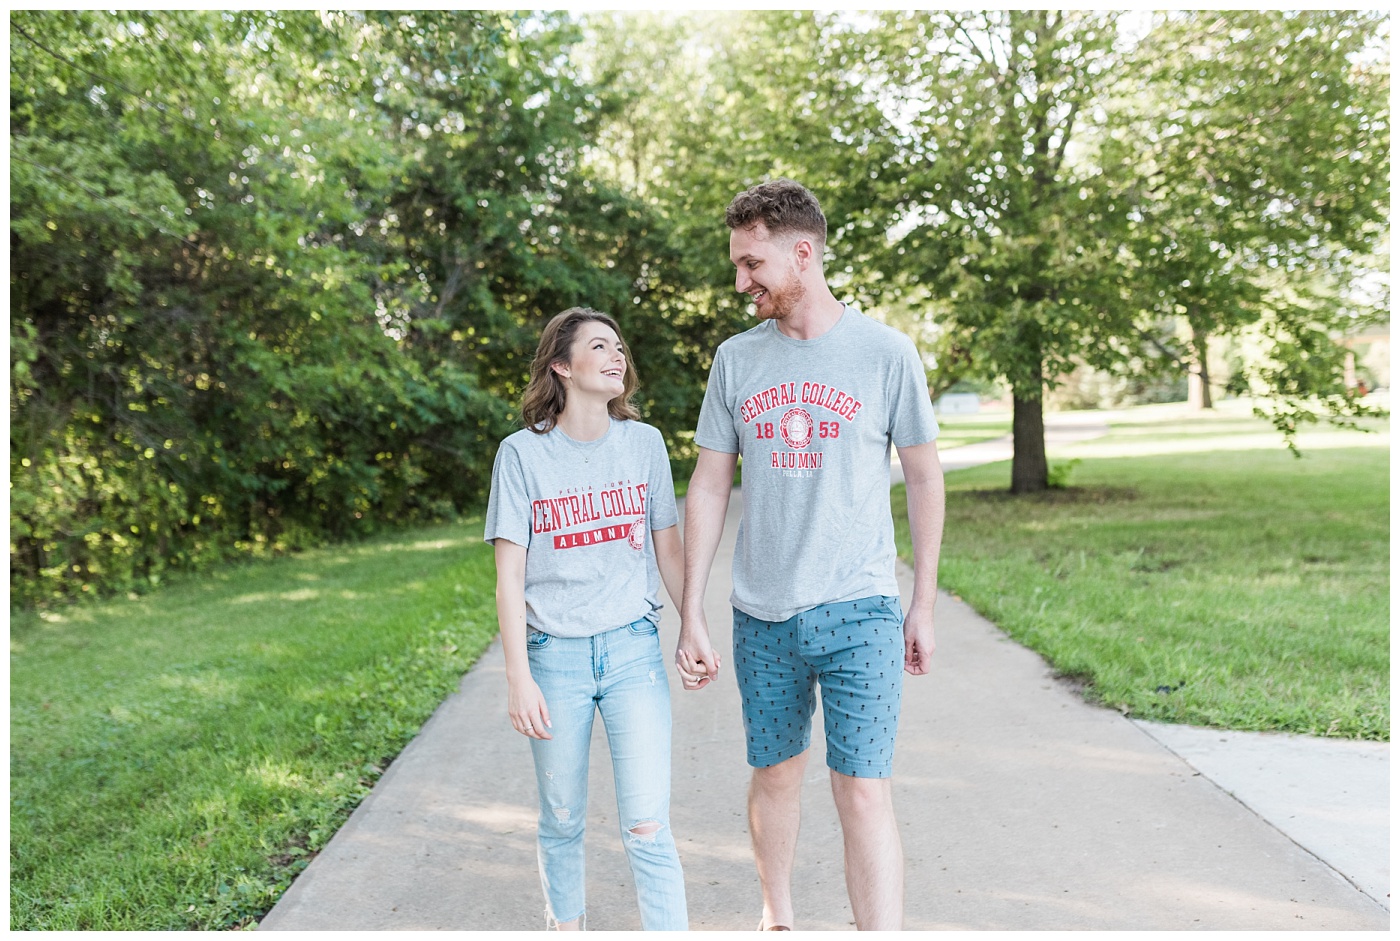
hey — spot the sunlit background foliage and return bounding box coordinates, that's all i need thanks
[10,10,1389,605]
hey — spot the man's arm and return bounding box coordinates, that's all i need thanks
[676,447,737,690]
[895,439,946,675]
[652,524,684,614]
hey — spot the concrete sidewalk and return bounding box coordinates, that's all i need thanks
[261,456,1389,929]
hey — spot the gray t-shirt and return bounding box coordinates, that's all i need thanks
[484,418,678,638]
[694,306,939,622]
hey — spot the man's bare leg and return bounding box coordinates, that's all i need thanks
[749,751,809,929]
[830,771,903,930]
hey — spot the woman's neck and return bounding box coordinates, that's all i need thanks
[554,397,612,442]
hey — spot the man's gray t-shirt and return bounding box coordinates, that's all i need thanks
[694,306,939,622]
[484,418,678,638]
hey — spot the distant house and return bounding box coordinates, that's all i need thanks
[934,392,980,415]
[1342,322,1389,392]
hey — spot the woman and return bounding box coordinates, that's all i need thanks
[484,307,688,930]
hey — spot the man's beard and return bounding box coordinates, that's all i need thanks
[756,268,807,321]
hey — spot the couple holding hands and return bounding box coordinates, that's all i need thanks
[485,179,946,931]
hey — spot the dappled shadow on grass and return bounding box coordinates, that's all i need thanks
[1105,423,1281,440]
[1069,429,1389,461]
[956,486,1140,506]
[1101,415,1267,431]
[12,518,487,622]
[1047,669,1097,701]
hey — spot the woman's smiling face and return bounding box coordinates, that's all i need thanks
[557,323,627,401]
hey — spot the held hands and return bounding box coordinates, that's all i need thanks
[903,606,936,676]
[675,613,721,691]
[508,677,553,740]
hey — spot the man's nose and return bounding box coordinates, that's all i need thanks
[735,269,751,293]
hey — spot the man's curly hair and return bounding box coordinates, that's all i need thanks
[724,178,827,246]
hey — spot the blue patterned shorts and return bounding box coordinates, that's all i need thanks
[732,594,904,778]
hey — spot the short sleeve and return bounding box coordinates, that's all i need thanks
[888,336,940,448]
[693,346,740,453]
[483,440,532,547]
[647,429,679,531]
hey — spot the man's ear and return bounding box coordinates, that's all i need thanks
[793,237,815,270]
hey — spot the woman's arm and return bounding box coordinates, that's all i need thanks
[495,538,551,739]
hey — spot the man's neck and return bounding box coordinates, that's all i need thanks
[774,289,846,341]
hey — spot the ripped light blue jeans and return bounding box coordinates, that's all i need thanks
[526,617,688,930]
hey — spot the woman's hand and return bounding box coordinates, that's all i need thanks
[508,677,553,740]
[676,612,721,690]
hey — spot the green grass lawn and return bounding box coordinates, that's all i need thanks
[895,409,1389,740]
[9,520,500,930]
[933,412,1013,450]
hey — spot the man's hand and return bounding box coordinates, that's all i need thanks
[903,605,936,676]
[897,438,944,677]
[675,613,722,690]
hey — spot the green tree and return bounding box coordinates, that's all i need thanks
[579,11,912,471]
[578,12,790,471]
[1110,10,1389,434]
[851,10,1138,492]
[345,11,704,479]
[10,11,678,605]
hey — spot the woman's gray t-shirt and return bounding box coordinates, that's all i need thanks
[484,418,678,638]
[694,307,939,622]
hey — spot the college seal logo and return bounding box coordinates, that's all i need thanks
[627,517,646,550]
[779,407,814,449]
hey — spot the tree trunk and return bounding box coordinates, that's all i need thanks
[1010,372,1048,495]
[1187,323,1213,410]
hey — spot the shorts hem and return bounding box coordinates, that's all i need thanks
[826,755,894,779]
[747,740,810,770]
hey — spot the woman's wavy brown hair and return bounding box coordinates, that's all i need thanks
[521,307,641,433]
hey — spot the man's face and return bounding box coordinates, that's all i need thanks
[729,222,806,321]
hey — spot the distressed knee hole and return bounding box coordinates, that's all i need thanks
[628,820,662,840]
[552,807,571,823]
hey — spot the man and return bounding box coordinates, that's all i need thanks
[676,178,946,931]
